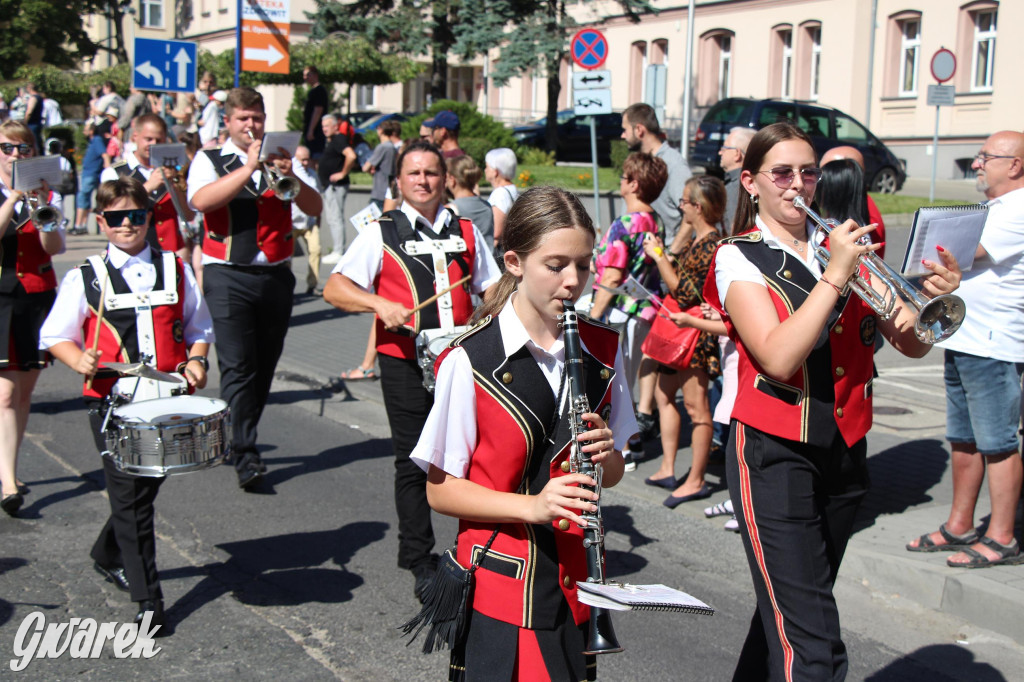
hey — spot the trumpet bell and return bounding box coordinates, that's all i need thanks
[272,176,300,201]
[916,294,966,344]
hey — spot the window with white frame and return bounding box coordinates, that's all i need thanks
[899,19,920,96]
[356,85,377,110]
[718,35,732,100]
[140,0,163,28]
[808,26,821,101]
[780,30,793,98]
[972,9,996,91]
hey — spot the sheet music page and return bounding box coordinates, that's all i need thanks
[576,582,714,613]
[349,203,382,233]
[148,143,187,169]
[901,205,987,277]
[259,132,302,161]
[12,156,62,191]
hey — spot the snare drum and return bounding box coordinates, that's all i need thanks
[104,396,230,477]
[415,327,469,393]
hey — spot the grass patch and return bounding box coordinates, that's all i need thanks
[513,165,620,191]
[869,193,969,214]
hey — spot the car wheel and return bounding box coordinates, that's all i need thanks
[871,167,899,194]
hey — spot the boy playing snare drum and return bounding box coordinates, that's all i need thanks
[39,176,214,635]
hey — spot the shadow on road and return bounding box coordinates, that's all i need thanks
[865,643,1006,681]
[853,438,948,534]
[261,437,393,488]
[164,521,389,626]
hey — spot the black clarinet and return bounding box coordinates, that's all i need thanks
[560,301,623,655]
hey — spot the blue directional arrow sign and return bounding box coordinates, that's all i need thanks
[133,38,198,94]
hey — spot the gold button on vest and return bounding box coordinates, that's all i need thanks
[563,576,572,588]
[783,270,792,279]
[835,367,845,377]
[600,368,610,380]
[560,461,571,473]
[557,519,570,531]
[836,407,845,418]
[834,324,843,335]
[502,372,513,384]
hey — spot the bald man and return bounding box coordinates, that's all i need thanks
[906,131,1024,569]
[720,127,755,232]
[821,145,886,257]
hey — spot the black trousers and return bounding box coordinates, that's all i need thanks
[202,264,294,467]
[726,421,868,682]
[379,353,435,571]
[87,403,164,603]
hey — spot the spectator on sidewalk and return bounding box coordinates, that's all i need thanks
[302,66,328,161]
[425,110,463,159]
[820,145,886,258]
[198,91,226,146]
[621,103,691,250]
[363,119,400,211]
[906,130,1024,569]
[22,83,44,154]
[446,155,493,247]
[318,114,357,265]
[484,147,518,251]
[292,145,322,296]
[70,119,111,236]
[719,127,754,232]
[118,87,149,133]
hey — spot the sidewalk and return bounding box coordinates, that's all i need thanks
[268,247,1024,647]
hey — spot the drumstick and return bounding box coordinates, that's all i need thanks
[85,273,109,391]
[410,275,471,314]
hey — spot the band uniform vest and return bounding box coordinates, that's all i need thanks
[80,248,187,399]
[199,149,292,263]
[0,189,57,294]
[440,315,619,629]
[112,162,187,253]
[704,230,875,448]
[373,209,476,360]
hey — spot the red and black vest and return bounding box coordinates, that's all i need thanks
[112,162,187,253]
[373,209,476,360]
[441,315,619,629]
[704,230,875,448]
[0,189,57,294]
[80,248,188,399]
[199,149,292,263]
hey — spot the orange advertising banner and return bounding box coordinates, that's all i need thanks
[241,19,290,74]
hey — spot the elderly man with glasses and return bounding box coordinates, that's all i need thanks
[906,130,1024,568]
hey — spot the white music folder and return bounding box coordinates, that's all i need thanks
[900,204,988,277]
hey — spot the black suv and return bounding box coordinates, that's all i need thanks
[690,98,906,193]
[512,110,622,166]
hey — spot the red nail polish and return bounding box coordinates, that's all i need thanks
[921,259,929,265]
[936,245,946,253]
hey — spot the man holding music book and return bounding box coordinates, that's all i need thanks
[906,131,1024,568]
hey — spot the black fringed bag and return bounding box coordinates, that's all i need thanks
[399,529,499,653]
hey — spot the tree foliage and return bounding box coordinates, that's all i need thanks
[402,99,518,167]
[0,0,98,79]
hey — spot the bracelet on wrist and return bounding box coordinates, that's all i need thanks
[187,356,210,371]
[819,274,844,295]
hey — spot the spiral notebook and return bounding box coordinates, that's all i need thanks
[576,582,715,615]
[900,204,988,278]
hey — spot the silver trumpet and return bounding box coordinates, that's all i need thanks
[26,191,62,233]
[247,130,300,201]
[793,195,966,344]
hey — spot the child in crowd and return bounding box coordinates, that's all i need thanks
[446,155,495,251]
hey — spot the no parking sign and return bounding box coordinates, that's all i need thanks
[571,29,609,70]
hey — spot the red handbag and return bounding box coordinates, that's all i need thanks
[641,297,702,370]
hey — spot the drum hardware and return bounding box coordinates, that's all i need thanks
[415,326,470,392]
[85,273,110,392]
[103,361,184,384]
[247,130,300,201]
[793,196,966,344]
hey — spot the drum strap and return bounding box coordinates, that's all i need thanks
[87,252,179,364]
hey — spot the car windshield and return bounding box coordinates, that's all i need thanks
[532,110,576,126]
[703,99,753,125]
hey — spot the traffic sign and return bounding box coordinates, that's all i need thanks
[572,70,611,90]
[573,89,612,116]
[927,84,955,106]
[930,48,956,83]
[570,29,609,70]
[132,38,197,93]
[241,0,291,74]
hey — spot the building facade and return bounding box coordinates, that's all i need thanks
[83,0,1015,179]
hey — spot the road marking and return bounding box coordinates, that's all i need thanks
[874,377,943,397]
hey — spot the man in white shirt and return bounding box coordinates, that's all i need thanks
[198,91,226,146]
[291,145,322,295]
[323,140,500,602]
[907,131,1024,568]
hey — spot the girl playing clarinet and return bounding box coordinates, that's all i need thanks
[411,186,637,681]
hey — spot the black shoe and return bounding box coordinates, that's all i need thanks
[135,598,171,637]
[94,562,131,592]
[237,465,263,490]
[412,559,439,604]
[1,492,24,516]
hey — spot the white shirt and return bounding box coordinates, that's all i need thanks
[713,216,824,311]
[333,201,501,294]
[198,101,221,145]
[100,150,151,184]
[487,184,518,214]
[937,186,1024,362]
[187,139,284,267]
[39,244,214,351]
[410,295,639,477]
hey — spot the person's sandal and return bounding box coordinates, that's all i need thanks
[947,536,1024,569]
[905,522,979,553]
[340,366,378,381]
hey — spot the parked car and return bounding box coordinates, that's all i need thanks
[355,112,409,135]
[512,110,623,166]
[690,98,906,193]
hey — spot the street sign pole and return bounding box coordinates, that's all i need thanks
[930,106,940,202]
[235,0,242,87]
[590,118,601,227]
[928,48,957,203]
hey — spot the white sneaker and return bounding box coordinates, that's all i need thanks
[622,451,637,472]
[704,499,734,518]
[724,515,739,532]
[321,251,343,265]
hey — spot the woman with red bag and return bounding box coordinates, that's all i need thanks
[642,175,727,507]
